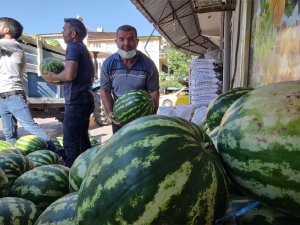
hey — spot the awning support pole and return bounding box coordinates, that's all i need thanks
[223,11,232,92]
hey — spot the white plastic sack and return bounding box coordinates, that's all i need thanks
[175,104,193,121]
[191,106,208,125]
[157,106,176,116]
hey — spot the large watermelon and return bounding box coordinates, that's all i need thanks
[205,87,253,131]
[69,145,103,192]
[76,115,228,225]
[10,164,70,210]
[15,135,48,154]
[39,57,64,76]
[34,192,78,225]
[217,81,300,218]
[27,150,60,167]
[0,197,41,225]
[113,89,154,124]
[0,168,9,197]
[0,153,34,186]
[0,148,25,155]
[0,140,14,150]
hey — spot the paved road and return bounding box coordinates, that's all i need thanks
[0,117,113,145]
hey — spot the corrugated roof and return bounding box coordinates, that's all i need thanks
[131,0,235,56]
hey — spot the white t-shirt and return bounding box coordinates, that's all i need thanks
[0,39,26,93]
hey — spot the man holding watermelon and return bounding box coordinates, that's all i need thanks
[0,17,57,151]
[100,25,160,133]
[43,18,94,167]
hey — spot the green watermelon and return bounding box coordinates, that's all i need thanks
[39,57,64,76]
[217,81,300,219]
[34,192,78,225]
[0,197,41,225]
[0,168,9,197]
[205,87,253,131]
[10,164,70,210]
[27,150,60,167]
[113,89,154,124]
[0,148,25,155]
[76,115,229,225]
[15,135,48,154]
[0,153,34,186]
[207,125,220,151]
[51,137,63,150]
[0,140,14,150]
[69,145,103,192]
[56,136,63,147]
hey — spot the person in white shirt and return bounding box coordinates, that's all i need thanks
[0,17,57,152]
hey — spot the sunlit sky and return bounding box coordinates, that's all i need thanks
[2,0,159,36]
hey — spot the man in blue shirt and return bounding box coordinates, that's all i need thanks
[43,18,94,167]
[101,25,159,133]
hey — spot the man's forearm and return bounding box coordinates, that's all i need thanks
[100,89,114,114]
[149,90,159,114]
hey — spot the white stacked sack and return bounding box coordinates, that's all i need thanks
[189,58,223,124]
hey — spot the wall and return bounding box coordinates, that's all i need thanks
[230,0,300,88]
[250,0,300,86]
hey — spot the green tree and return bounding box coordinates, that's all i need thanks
[165,44,196,81]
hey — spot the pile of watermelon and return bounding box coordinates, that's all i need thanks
[0,81,299,224]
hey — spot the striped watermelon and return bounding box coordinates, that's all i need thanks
[205,87,253,131]
[0,140,13,150]
[27,150,60,167]
[34,192,78,225]
[51,137,63,150]
[0,153,34,186]
[113,89,154,124]
[217,81,300,219]
[10,164,70,210]
[15,135,48,154]
[39,57,64,76]
[69,145,103,192]
[76,115,229,225]
[56,136,63,147]
[0,148,25,155]
[0,168,9,197]
[0,197,41,225]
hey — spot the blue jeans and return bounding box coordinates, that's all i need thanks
[0,92,51,144]
[63,103,94,167]
[1,113,18,144]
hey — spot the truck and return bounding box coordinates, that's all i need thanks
[19,35,111,126]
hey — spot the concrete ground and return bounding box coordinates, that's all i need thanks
[0,117,113,145]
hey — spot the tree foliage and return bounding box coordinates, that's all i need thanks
[159,43,196,89]
[165,44,196,80]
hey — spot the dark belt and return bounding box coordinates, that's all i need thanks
[0,90,24,99]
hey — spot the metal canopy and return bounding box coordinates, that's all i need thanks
[131,0,235,56]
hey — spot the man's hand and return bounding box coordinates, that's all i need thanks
[109,112,121,125]
[43,71,62,84]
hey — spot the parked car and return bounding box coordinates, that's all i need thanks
[159,87,189,107]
